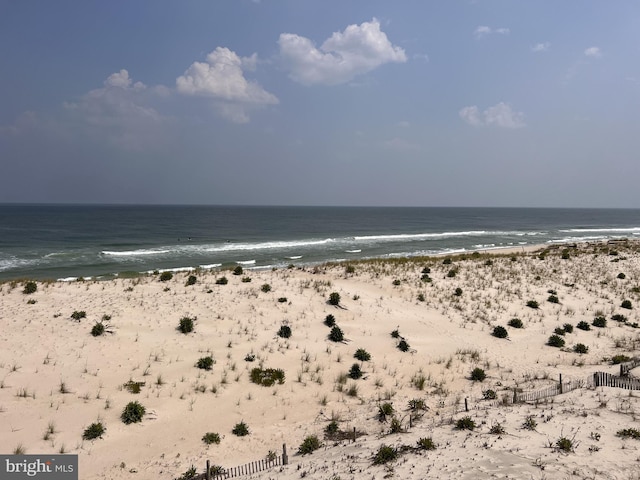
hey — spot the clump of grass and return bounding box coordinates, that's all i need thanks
[621,300,632,310]
[196,356,215,371]
[592,316,607,328]
[576,321,590,331]
[123,380,144,394]
[573,343,588,354]
[547,335,565,348]
[354,348,371,362]
[261,283,271,293]
[71,310,86,321]
[522,415,537,431]
[249,367,285,386]
[489,422,505,435]
[121,401,145,424]
[508,318,523,328]
[397,339,410,352]
[328,326,344,342]
[416,437,436,450]
[91,322,105,337]
[298,435,322,455]
[616,428,640,439]
[159,271,173,282]
[82,422,106,440]
[455,416,476,431]
[470,367,486,382]
[215,276,228,285]
[372,444,397,465]
[348,363,362,379]
[328,292,341,306]
[555,436,575,452]
[378,402,394,422]
[23,281,37,294]
[277,324,292,339]
[202,432,221,445]
[491,326,508,339]
[178,316,195,334]
[232,421,249,436]
[324,314,336,327]
[526,300,539,309]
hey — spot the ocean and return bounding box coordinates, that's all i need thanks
[1,205,639,281]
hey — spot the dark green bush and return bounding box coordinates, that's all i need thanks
[554,327,566,336]
[621,300,633,310]
[526,300,539,309]
[71,310,86,321]
[277,297,288,303]
[611,354,631,365]
[324,314,336,327]
[178,316,194,334]
[390,329,400,339]
[82,422,105,440]
[324,421,339,436]
[397,339,410,352]
[23,281,37,294]
[612,314,628,322]
[416,437,436,450]
[417,293,426,301]
[454,287,463,297]
[328,292,341,306]
[345,265,355,274]
[547,295,559,304]
[555,436,574,452]
[421,274,432,282]
[261,283,271,292]
[573,343,588,354]
[482,389,497,400]
[421,267,431,274]
[492,326,508,339]
[196,356,214,370]
[547,335,565,348]
[616,428,640,439]
[328,326,344,342]
[372,445,397,465]
[91,322,105,337]
[123,380,144,394]
[617,272,626,279]
[522,416,537,431]
[159,271,173,282]
[378,402,394,422]
[249,367,285,386]
[241,276,251,283]
[298,435,322,455]
[443,258,452,265]
[215,276,228,285]
[508,318,523,329]
[455,416,476,431]
[576,321,590,331]
[446,268,457,278]
[408,398,427,411]
[233,266,243,275]
[563,323,574,333]
[354,348,371,362]
[470,367,486,382]
[348,363,362,379]
[277,325,292,339]
[232,421,249,437]
[185,275,197,286]
[121,401,145,424]
[202,432,221,445]
[174,465,197,480]
[592,316,607,328]
[392,279,401,286]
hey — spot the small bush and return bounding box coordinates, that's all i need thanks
[159,271,173,282]
[617,272,626,279]
[526,300,539,309]
[124,380,144,394]
[408,398,427,411]
[446,268,458,278]
[417,293,426,302]
[196,356,215,370]
[470,367,486,382]
[328,326,344,342]
[372,444,397,465]
[492,326,508,339]
[277,325,292,339]
[397,339,410,352]
[454,287,463,297]
[547,295,559,304]
[576,321,591,331]
[241,276,251,283]
[522,416,537,431]
[185,275,197,286]
[71,310,86,321]
[324,314,336,327]
[611,354,631,365]
[233,266,243,275]
[345,265,355,274]
[573,343,588,354]
[249,367,285,386]
[354,348,371,362]
[416,437,436,450]
[82,422,106,440]
[489,422,505,435]
[616,428,640,439]
[23,281,37,294]
[202,432,221,445]
[508,318,523,328]
[328,292,341,306]
[554,327,566,336]
[482,389,497,400]
[261,283,271,293]
[547,335,565,348]
[592,316,607,328]
[563,323,574,333]
[612,314,628,322]
[121,401,145,424]
[389,416,403,434]
[91,322,105,337]
[621,300,633,310]
[215,276,228,285]
[421,274,432,283]
[277,297,288,303]
[298,435,322,455]
[175,466,197,480]
[455,416,476,431]
[178,316,195,334]
[348,363,362,379]
[443,258,452,265]
[555,436,574,452]
[390,329,400,339]
[325,421,339,436]
[232,421,249,437]
[378,402,394,422]
[422,267,431,274]
[244,353,255,362]
[392,279,401,286]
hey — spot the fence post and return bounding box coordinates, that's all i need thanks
[593,372,599,387]
[559,374,563,394]
[513,388,517,404]
[282,444,288,466]
[464,398,468,412]
[206,460,211,480]
[353,427,356,442]
[620,363,624,377]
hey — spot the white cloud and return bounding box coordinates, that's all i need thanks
[459,102,525,129]
[531,42,551,52]
[474,26,510,39]
[279,18,407,86]
[584,46,602,58]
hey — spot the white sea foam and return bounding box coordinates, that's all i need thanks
[102,249,171,256]
[352,230,528,242]
[237,260,256,265]
[559,227,640,233]
[345,249,361,253]
[199,263,222,269]
[287,256,303,260]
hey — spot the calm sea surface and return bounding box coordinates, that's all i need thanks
[1,205,639,281]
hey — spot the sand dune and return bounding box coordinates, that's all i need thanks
[1,241,639,479]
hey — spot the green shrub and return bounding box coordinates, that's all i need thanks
[328,326,344,342]
[378,402,394,422]
[261,283,271,292]
[354,348,371,362]
[508,318,523,328]
[526,300,539,309]
[82,422,105,440]
[547,295,559,304]
[328,292,341,306]
[522,416,537,431]
[389,416,403,434]
[202,432,221,445]
[492,326,508,339]
[397,339,410,352]
[392,279,401,286]
[233,266,243,275]
[91,322,105,337]
[249,367,285,386]
[232,421,249,437]
[390,329,400,339]
[416,437,436,450]
[185,275,197,286]
[489,422,505,435]
[324,421,339,436]
[196,356,215,370]
[554,327,566,336]
[455,416,476,431]
[215,276,228,285]
[241,276,251,282]
[123,380,144,394]
[324,314,336,327]
[345,265,355,274]
[421,274,432,283]
[576,321,591,331]
[555,436,574,452]
[616,428,640,439]
[372,445,397,465]
[159,271,173,282]
[422,267,431,274]
[443,258,452,265]
[22,281,37,294]
[408,398,427,411]
[121,401,145,424]
[621,300,633,310]
[611,354,631,365]
[547,335,565,348]
[612,314,628,322]
[482,389,497,400]
[174,465,197,480]
[71,310,86,321]
[617,272,626,279]
[277,325,292,339]
[470,367,486,382]
[277,297,288,303]
[417,293,426,302]
[573,343,588,354]
[563,323,574,333]
[178,316,194,334]
[592,316,607,328]
[454,287,463,297]
[298,435,322,455]
[348,363,362,379]
[446,268,457,278]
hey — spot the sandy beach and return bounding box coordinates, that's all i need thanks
[1,241,640,480]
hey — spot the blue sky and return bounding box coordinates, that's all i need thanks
[1,1,639,207]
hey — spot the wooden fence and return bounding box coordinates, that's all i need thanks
[593,371,640,390]
[191,444,288,480]
[619,357,640,377]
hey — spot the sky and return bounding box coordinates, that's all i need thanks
[1,1,640,207]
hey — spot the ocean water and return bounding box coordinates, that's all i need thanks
[1,205,639,281]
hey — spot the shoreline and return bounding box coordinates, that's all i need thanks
[1,239,639,479]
